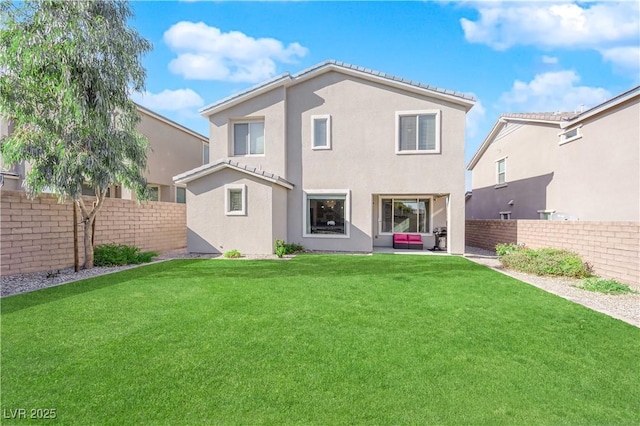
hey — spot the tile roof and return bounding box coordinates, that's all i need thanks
[200,60,475,115]
[295,60,476,101]
[501,112,577,122]
[173,158,293,189]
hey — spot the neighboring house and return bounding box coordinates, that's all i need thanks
[174,60,475,255]
[466,86,640,221]
[0,104,209,203]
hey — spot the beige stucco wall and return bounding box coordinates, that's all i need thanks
[469,97,639,221]
[137,110,208,202]
[553,98,639,221]
[284,72,468,253]
[208,87,287,177]
[0,112,207,203]
[468,121,560,219]
[185,168,286,254]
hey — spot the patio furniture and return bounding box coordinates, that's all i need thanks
[393,233,423,250]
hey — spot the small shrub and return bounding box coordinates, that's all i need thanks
[94,244,158,266]
[495,243,522,257]
[577,278,637,295]
[46,270,60,279]
[275,240,304,258]
[499,246,591,278]
[224,249,242,258]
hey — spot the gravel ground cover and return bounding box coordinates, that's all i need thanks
[464,246,639,328]
[2,247,638,328]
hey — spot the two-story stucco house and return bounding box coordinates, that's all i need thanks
[0,104,209,203]
[174,61,475,255]
[466,85,639,221]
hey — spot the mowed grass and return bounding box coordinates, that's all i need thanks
[1,255,639,425]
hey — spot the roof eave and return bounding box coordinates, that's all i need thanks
[173,161,293,189]
[292,63,476,110]
[560,86,640,129]
[466,118,506,170]
[199,75,292,117]
[134,103,208,142]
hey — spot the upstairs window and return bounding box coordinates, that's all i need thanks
[311,115,331,150]
[496,158,506,185]
[559,126,582,145]
[233,121,264,156]
[396,110,440,154]
[499,211,511,220]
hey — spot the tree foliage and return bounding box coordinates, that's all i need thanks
[0,0,152,268]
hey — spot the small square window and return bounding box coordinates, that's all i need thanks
[499,211,511,220]
[311,115,331,150]
[225,184,246,216]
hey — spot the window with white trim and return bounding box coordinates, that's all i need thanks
[538,209,555,220]
[380,197,431,234]
[225,184,246,216]
[396,110,440,154]
[311,115,331,150]
[559,126,582,145]
[304,190,350,237]
[496,158,506,185]
[233,121,264,156]
[499,211,511,220]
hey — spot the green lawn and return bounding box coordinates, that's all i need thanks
[2,255,638,425]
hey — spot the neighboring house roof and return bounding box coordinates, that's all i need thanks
[173,159,294,189]
[467,85,640,170]
[199,60,476,116]
[559,85,640,129]
[135,103,208,143]
[500,112,577,123]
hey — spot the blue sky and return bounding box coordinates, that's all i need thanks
[130,0,640,172]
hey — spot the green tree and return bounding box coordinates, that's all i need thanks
[0,0,152,268]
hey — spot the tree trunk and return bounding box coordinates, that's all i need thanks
[83,215,95,269]
[77,188,107,269]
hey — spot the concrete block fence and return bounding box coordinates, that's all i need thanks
[466,219,640,287]
[1,190,186,276]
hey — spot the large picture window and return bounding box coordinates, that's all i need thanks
[381,197,430,234]
[396,110,440,154]
[304,191,350,237]
[233,121,264,156]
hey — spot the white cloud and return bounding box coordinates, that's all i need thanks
[164,22,308,83]
[599,46,640,76]
[542,55,558,64]
[460,1,639,75]
[499,70,611,113]
[132,88,204,111]
[465,96,486,138]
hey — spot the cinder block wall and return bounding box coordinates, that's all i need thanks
[1,190,186,276]
[466,219,640,287]
[465,220,517,250]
